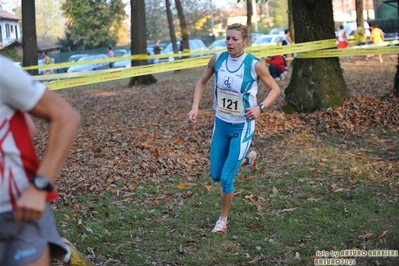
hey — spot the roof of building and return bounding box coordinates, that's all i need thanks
[0,10,20,21]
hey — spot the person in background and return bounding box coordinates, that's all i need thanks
[278,29,293,67]
[107,46,115,68]
[266,55,286,81]
[187,23,281,233]
[354,23,367,46]
[0,55,92,266]
[370,24,385,62]
[154,40,161,64]
[42,51,54,75]
[337,25,349,49]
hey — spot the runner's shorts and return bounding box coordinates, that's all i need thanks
[0,203,67,266]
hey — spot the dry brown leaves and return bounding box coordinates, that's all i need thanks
[33,58,398,207]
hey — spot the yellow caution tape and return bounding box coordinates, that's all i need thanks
[27,39,336,72]
[296,45,399,58]
[44,57,211,90]
[37,38,396,91]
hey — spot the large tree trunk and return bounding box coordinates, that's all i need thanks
[129,0,156,86]
[175,0,189,58]
[284,0,350,113]
[355,0,364,30]
[165,0,178,55]
[394,56,399,97]
[22,0,38,76]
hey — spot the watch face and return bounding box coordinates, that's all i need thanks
[260,104,266,112]
[34,175,49,189]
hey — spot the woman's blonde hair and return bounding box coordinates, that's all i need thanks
[226,23,249,40]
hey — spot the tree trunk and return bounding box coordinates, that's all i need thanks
[246,0,252,44]
[22,0,38,76]
[288,0,294,43]
[165,0,178,55]
[175,0,189,58]
[394,55,399,97]
[355,0,364,30]
[129,0,157,86]
[284,0,350,113]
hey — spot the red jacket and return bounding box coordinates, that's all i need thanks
[266,56,285,72]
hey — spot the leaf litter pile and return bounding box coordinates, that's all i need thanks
[35,57,398,263]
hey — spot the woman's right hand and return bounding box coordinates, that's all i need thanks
[187,109,198,123]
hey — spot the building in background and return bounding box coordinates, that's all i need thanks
[333,0,375,23]
[0,8,20,48]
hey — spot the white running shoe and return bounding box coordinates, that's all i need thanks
[247,150,257,172]
[211,219,227,233]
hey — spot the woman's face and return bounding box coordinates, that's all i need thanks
[226,29,248,58]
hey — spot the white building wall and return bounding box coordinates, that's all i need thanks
[0,20,21,48]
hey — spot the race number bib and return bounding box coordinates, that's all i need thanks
[217,89,244,118]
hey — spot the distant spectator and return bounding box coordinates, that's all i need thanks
[266,55,286,81]
[278,29,293,67]
[354,23,367,46]
[337,25,349,49]
[154,40,161,64]
[42,51,54,75]
[370,24,385,62]
[154,40,161,54]
[107,46,115,68]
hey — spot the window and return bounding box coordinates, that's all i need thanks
[5,24,10,38]
[10,25,14,33]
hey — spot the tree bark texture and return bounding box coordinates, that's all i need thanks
[166,0,178,55]
[175,0,189,57]
[288,0,294,43]
[394,55,399,97]
[355,0,364,30]
[246,0,252,44]
[129,0,157,86]
[284,0,350,113]
[22,0,38,75]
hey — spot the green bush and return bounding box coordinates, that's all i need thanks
[2,48,21,62]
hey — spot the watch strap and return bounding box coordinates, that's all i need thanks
[31,175,53,192]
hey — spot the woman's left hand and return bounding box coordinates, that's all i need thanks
[245,106,261,120]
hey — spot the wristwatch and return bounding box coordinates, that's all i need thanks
[259,104,267,113]
[31,175,53,192]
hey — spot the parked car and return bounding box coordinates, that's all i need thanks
[250,33,265,43]
[208,39,226,51]
[159,39,206,63]
[67,54,109,73]
[383,32,399,43]
[113,47,156,68]
[114,49,128,57]
[68,54,90,62]
[269,28,286,35]
[252,35,284,46]
[64,54,89,72]
[13,62,22,68]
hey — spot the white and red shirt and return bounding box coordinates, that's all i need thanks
[0,56,57,213]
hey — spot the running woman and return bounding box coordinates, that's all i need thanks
[187,23,281,233]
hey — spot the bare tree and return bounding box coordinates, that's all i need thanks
[246,0,253,44]
[129,0,156,86]
[175,0,189,57]
[165,0,178,55]
[355,0,364,30]
[21,0,38,75]
[288,0,294,43]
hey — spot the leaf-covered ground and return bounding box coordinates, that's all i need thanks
[36,55,398,199]
[35,54,398,265]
